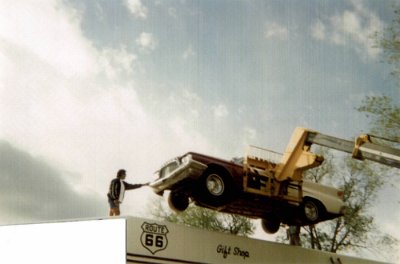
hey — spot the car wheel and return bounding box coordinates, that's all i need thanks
[206,173,225,196]
[196,168,235,207]
[302,198,324,222]
[261,217,280,234]
[168,191,189,213]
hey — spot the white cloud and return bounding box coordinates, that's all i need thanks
[125,0,148,19]
[183,45,196,60]
[168,7,177,18]
[311,0,384,60]
[0,0,215,221]
[99,47,137,80]
[311,19,325,41]
[181,89,202,107]
[265,22,288,40]
[0,0,98,78]
[213,104,229,118]
[166,117,212,154]
[136,32,157,52]
[166,88,203,118]
[243,127,257,141]
[330,30,346,46]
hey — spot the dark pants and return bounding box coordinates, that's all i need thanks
[108,196,120,216]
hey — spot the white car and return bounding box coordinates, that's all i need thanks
[150,152,346,234]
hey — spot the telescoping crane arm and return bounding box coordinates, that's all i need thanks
[274,127,400,182]
[306,130,400,169]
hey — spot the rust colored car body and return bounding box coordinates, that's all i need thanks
[150,152,345,233]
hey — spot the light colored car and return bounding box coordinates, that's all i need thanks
[150,152,346,234]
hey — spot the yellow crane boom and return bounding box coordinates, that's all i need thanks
[244,127,400,200]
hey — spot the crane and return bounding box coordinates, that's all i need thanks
[243,127,400,201]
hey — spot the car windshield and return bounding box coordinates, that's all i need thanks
[231,157,244,165]
[159,160,179,178]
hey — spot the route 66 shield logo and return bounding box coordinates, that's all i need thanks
[141,222,169,254]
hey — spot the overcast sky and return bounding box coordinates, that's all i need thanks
[0,0,399,262]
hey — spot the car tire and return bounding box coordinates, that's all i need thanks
[302,198,325,223]
[168,191,189,213]
[196,168,235,207]
[261,217,280,234]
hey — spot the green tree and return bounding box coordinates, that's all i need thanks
[373,7,400,80]
[358,96,400,141]
[148,196,255,237]
[280,147,398,260]
[301,152,385,252]
[365,5,400,141]
[298,6,400,259]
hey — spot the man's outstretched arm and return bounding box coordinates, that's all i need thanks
[123,181,149,190]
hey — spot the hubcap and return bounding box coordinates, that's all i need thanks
[304,201,318,221]
[206,174,224,196]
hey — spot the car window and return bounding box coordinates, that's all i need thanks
[231,157,244,165]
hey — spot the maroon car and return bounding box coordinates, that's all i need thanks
[150,152,345,234]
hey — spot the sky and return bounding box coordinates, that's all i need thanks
[0,0,399,262]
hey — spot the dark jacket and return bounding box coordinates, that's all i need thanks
[107,178,143,202]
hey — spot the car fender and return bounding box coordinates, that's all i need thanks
[302,181,344,215]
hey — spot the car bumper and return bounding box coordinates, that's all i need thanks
[149,157,208,193]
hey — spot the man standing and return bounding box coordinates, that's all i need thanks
[107,169,148,216]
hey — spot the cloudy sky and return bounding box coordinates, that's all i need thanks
[0,0,399,261]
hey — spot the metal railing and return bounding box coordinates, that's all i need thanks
[246,145,282,164]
